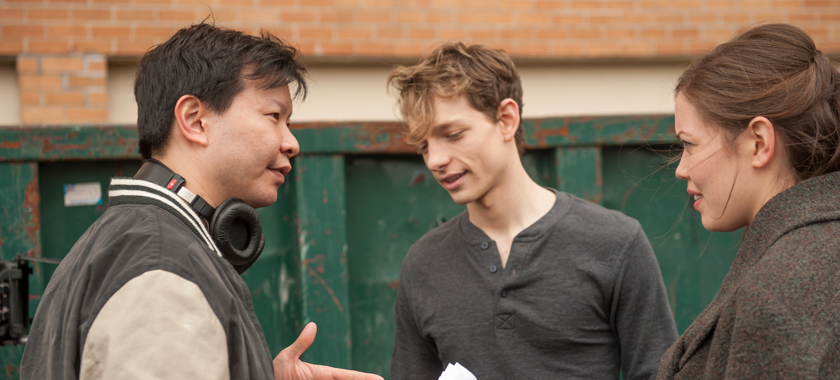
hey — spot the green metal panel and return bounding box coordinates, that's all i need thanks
[0,162,40,379]
[554,146,603,204]
[293,155,352,367]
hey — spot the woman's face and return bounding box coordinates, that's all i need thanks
[674,93,756,232]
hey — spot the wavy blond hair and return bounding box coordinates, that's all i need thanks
[387,42,525,154]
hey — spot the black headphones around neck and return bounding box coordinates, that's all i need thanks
[134,159,265,274]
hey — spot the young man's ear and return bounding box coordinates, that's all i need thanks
[745,116,778,169]
[497,98,520,142]
[173,95,211,147]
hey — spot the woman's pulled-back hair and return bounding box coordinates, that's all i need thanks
[387,42,525,154]
[676,23,840,181]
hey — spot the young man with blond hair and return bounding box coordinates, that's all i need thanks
[387,42,678,380]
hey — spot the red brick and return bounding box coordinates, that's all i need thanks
[655,14,684,23]
[20,92,40,105]
[136,27,177,39]
[16,58,39,73]
[321,42,354,55]
[672,0,703,7]
[589,43,623,57]
[117,10,154,20]
[133,0,169,4]
[338,27,370,38]
[409,28,434,39]
[71,41,112,54]
[554,15,587,25]
[804,0,831,6]
[439,29,465,40]
[42,57,84,73]
[218,0,253,6]
[590,15,622,24]
[499,0,531,8]
[642,29,667,39]
[22,107,64,124]
[19,75,63,90]
[537,28,567,39]
[690,13,719,24]
[428,12,450,23]
[572,0,600,8]
[393,42,427,57]
[788,13,816,23]
[607,29,635,39]
[471,29,496,40]
[773,0,800,7]
[673,28,700,39]
[396,12,425,23]
[88,60,106,72]
[0,41,24,54]
[723,13,750,23]
[261,27,294,39]
[5,0,47,3]
[50,0,87,3]
[67,108,108,122]
[519,13,550,25]
[0,8,25,20]
[72,9,111,20]
[88,92,108,105]
[29,41,70,53]
[261,0,294,5]
[296,43,316,55]
[29,9,69,19]
[48,25,88,37]
[501,28,531,39]
[321,11,353,22]
[536,0,565,9]
[552,43,583,56]
[517,44,549,56]
[572,29,602,39]
[820,13,840,21]
[334,0,360,5]
[92,26,130,38]
[358,11,389,22]
[359,43,391,55]
[754,13,784,23]
[4,25,44,37]
[640,0,670,7]
[656,42,685,55]
[300,27,332,38]
[160,10,197,22]
[301,0,332,5]
[45,92,86,105]
[282,11,315,22]
[68,76,106,87]
[377,27,403,38]
[237,11,277,22]
[604,0,634,9]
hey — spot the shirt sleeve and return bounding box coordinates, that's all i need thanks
[390,255,443,380]
[79,269,229,380]
[612,226,679,380]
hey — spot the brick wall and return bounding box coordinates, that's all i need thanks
[2,0,840,59]
[3,0,840,124]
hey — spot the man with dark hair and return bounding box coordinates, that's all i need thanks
[387,42,678,379]
[20,23,381,380]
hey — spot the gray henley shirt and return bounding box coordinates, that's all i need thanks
[391,189,678,380]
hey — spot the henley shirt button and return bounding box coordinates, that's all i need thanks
[480,242,489,250]
[489,265,497,273]
[500,289,508,298]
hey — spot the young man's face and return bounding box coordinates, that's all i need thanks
[417,94,513,205]
[204,80,299,208]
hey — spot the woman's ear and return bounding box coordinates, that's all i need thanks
[745,116,776,169]
[497,98,520,143]
[173,95,211,147]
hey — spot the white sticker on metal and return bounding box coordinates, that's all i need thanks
[64,182,102,207]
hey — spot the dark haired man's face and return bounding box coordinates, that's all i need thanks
[203,81,299,208]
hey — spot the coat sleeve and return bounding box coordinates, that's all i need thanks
[79,270,229,380]
[612,226,679,380]
[390,254,442,380]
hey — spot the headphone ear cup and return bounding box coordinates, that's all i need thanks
[233,234,265,274]
[210,198,263,268]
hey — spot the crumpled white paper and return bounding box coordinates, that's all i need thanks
[438,362,477,380]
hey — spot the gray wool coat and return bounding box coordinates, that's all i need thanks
[656,171,840,379]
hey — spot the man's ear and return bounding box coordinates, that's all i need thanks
[173,95,211,147]
[497,98,520,143]
[745,116,777,169]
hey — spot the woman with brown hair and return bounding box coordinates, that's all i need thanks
[658,23,840,379]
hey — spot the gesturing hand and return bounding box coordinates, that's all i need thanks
[273,322,384,380]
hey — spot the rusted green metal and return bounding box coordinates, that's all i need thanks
[293,155,352,367]
[554,146,603,204]
[0,116,677,161]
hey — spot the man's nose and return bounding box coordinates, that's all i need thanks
[280,127,300,158]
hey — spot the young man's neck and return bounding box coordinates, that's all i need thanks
[466,159,555,239]
[151,154,221,209]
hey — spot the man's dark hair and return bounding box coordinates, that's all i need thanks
[134,23,308,159]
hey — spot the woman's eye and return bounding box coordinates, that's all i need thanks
[447,131,463,139]
[680,140,692,149]
[418,144,428,154]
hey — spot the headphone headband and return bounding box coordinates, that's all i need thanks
[134,159,216,220]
